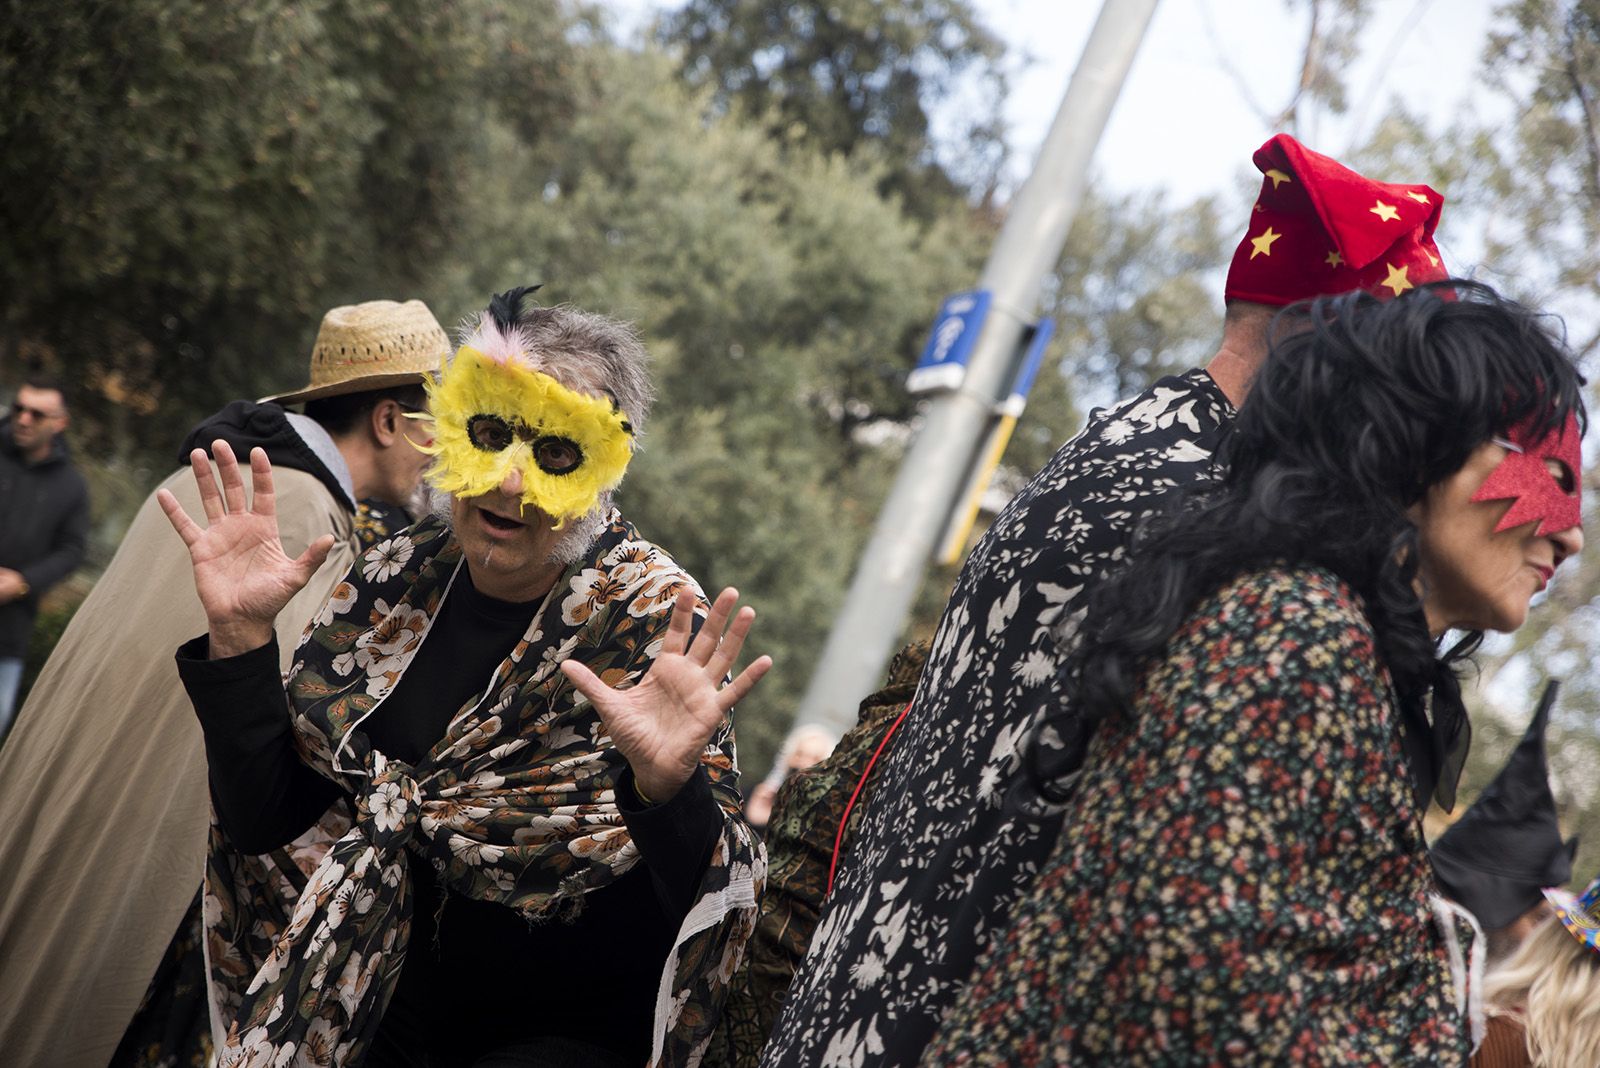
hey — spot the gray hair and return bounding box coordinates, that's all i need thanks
[487,302,655,438]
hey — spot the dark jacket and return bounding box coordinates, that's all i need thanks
[0,419,90,657]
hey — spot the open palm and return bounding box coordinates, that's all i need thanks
[561,586,772,804]
[157,441,334,657]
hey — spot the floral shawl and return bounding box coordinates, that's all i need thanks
[200,512,764,1067]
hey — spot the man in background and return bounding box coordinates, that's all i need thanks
[0,299,450,1068]
[0,373,89,735]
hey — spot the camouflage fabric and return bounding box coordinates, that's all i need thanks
[710,640,931,1067]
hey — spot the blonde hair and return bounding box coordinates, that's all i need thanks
[1484,915,1600,1066]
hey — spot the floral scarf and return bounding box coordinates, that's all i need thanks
[200,512,764,1067]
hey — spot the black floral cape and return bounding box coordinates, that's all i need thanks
[763,371,1236,1066]
[201,512,763,1067]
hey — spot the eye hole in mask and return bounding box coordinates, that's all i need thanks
[467,414,517,452]
[532,435,584,476]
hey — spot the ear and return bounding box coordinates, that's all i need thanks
[370,399,401,448]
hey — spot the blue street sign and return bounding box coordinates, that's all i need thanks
[1001,317,1056,416]
[906,289,993,394]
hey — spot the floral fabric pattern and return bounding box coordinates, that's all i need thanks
[709,641,930,1068]
[200,511,763,1068]
[924,567,1471,1066]
[763,371,1235,1067]
[353,499,409,551]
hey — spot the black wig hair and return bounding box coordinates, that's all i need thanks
[1027,280,1585,809]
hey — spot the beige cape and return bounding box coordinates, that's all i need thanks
[0,465,355,1068]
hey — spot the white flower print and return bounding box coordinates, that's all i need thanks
[228,1027,275,1068]
[762,371,1235,1067]
[352,601,430,697]
[849,952,886,989]
[1014,649,1055,686]
[561,566,634,625]
[316,581,358,627]
[360,537,414,583]
[448,835,505,867]
[1102,417,1136,444]
[302,1016,338,1067]
[352,886,377,915]
[367,781,408,834]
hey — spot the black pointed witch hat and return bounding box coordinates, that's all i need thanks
[1432,680,1578,930]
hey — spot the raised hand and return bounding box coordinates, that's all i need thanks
[157,441,336,658]
[560,586,772,804]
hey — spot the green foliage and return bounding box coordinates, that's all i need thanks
[1046,189,1228,401]
[658,0,1009,215]
[0,0,578,457]
[0,0,1222,779]
[432,47,984,768]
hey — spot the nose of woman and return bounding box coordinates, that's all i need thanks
[1551,523,1584,568]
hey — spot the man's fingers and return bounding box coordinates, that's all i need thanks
[708,606,756,680]
[189,448,226,523]
[214,440,249,515]
[661,587,696,657]
[293,534,337,583]
[560,658,615,713]
[718,655,774,711]
[689,587,739,665]
[156,487,204,549]
[250,448,277,518]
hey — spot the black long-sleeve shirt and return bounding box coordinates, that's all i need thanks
[177,571,723,1066]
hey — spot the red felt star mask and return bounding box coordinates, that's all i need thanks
[1471,413,1583,536]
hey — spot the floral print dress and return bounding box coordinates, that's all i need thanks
[922,566,1473,1067]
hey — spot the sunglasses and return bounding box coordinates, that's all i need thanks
[11,402,62,422]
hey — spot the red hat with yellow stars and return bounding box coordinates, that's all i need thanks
[1224,133,1447,306]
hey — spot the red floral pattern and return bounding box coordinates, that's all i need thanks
[924,566,1471,1066]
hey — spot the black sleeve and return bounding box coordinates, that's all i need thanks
[616,764,723,920]
[19,476,88,594]
[176,634,343,854]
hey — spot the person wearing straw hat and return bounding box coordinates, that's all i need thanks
[0,298,451,1068]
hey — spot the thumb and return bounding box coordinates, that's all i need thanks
[560,658,616,712]
[293,534,337,584]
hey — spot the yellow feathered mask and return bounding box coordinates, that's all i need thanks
[416,297,635,524]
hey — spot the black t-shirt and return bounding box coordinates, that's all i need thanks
[179,570,722,1066]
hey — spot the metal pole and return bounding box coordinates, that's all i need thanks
[789,0,1162,739]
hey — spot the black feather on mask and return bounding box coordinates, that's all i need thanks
[488,285,544,333]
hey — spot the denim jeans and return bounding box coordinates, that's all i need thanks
[0,656,23,742]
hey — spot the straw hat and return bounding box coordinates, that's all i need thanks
[264,299,452,405]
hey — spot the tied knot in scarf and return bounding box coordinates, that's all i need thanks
[354,754,424,851]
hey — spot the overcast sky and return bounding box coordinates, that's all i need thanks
[603,0,1497,206]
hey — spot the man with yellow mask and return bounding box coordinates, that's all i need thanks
[157,289,771,1067]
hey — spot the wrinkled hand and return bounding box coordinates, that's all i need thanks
[561,586,772,804]
[156,441,335,658]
